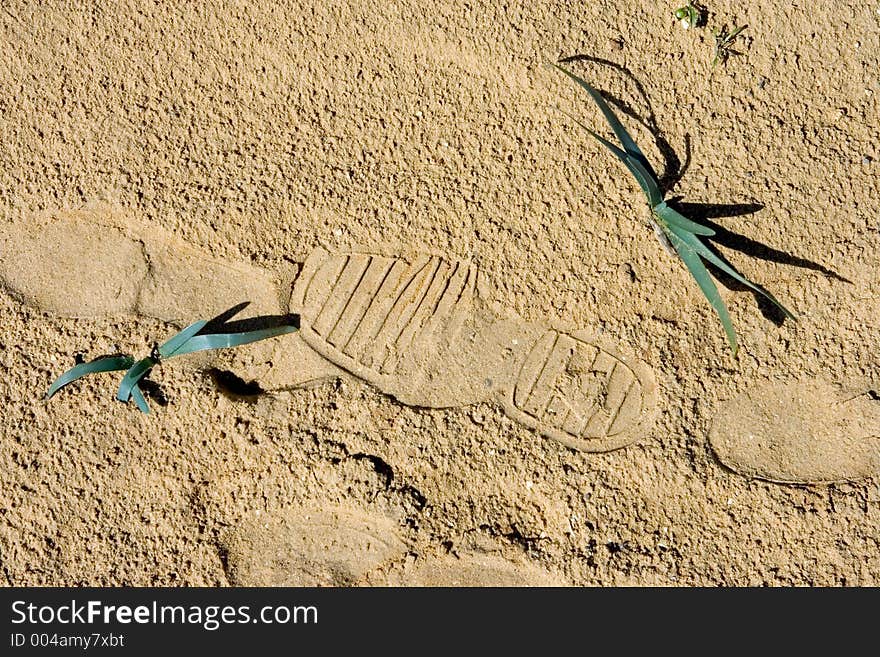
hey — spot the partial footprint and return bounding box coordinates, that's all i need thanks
[0,206,279,321]
[710,379,880,484]
[0,210,147,317]
[219,504,407,586]
[290,248,657,452]
[403,552,567,587]
[0,207,340,386]
[502,329,655,453]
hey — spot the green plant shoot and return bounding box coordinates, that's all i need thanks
[552,62,795,355]
[674,1,703,30]
[47,317,299,413]
[713,24,747,66]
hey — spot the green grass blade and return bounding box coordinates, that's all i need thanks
[653,201,716,236]
[46,355,135,399]
[169,324,299,357]
[559,110,663,206]
[552,63,656,176]
[728,25,747,40]
[665,227,739,354]
[116,356,157,403]
[159,320,209,359]
[130,384,150,414]
[666,223,796,321]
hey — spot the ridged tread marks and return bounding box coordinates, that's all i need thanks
[293,249,656,452]
[298,251,473,381]
[512,330,646,445]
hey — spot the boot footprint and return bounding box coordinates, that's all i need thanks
[219,504,407,586]
[710,379,880,484]
[290,248,658,452]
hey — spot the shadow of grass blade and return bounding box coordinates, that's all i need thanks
[552,63,657,177]
[558,109,663,206]
[46,355,135,399]
[665,228,739,354]
[665,223,796,321]
[170,324,299,357]
[654,202,715,236]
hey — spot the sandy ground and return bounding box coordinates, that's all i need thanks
[1,1,879,586]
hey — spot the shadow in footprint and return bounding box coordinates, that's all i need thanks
[195,302,300,400]
[200,301,300,335]
[208,369,264,401]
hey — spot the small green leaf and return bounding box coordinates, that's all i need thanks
[47,315,300,414]
[159,320,209,359]
[653,202,716,236]
[552,63,657,178]
[170,324,299,357]
[130,384,150,414]
[552,54,795,354]
[559,109,663,206]
[727,25,747,40]
[116,356,158,405]
[665,227,739,354]
[46,355,135,399]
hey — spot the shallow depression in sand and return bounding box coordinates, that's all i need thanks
[710,380,880,484]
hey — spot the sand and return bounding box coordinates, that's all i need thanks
[1,1,878,586]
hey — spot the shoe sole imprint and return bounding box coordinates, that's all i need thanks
[291,248,476,393]
[710,379,880,484]
[503,329,656,453]
[292,248,657,452]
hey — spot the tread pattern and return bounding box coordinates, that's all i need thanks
[295,250,474,386]
[508,330,654,451]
